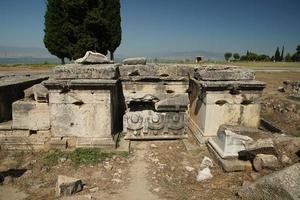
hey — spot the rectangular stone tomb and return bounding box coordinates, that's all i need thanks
[188,66,265,140]
[44,79,120,148]
[119,63,192,140]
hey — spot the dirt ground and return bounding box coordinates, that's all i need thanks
[0,71,299,200]
[256,72,300,136]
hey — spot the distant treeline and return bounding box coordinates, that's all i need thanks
[224,44,300,62]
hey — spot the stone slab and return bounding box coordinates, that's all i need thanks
[12,100,50,131]
[208,143,252,172]
[53,64,118,79]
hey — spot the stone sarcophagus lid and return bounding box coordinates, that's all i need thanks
[120,59,193,140]
[188,65,265,140]
[44,52,122,148]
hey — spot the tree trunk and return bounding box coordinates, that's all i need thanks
[61,58,65,65]
[110,51,114,61]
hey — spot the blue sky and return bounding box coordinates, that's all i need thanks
[0,0,300,56]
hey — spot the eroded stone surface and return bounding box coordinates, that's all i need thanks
[123,57,147,65]
[238,163,300,200]
[75,51,112,64]
[56,175,83,197]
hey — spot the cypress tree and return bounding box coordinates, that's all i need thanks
[104,0,122,60]
[44,0,71,64]
[274,47,281,62]
[280,46,284,61]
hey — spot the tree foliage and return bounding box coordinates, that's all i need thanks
[224,52,232,61]
[274,47,281,62]
[44,0,121,63]
[233,53,240,60]
[44,0,71,64]
[240,51,270,61]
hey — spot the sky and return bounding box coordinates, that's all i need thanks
[0,0,300,57]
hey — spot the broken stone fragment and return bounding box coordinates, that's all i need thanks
[244,138,277,157]
[75,51,113,64]
[196,167,213,182]
[24,83,48,102]
[238,163,300,200]
[253,154,279,171]
[200,156,214,169]
[56,175,83,197]
[122,57,147,65]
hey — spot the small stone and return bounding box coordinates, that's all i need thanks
[153,187,160,193]
[185,166,195,172]
[278,86,285,92]
[104,164,113,170]
[200,156,214,169]
[56,175,83,197]
[60,158,67,163]
[3,176,13,184]
[150,144,157,148]
[171,166,175,171]
[89,187,99,193]
[196,167,213,182]
[281,155,293,165]
[112,178,122,184]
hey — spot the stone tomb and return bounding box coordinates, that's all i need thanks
[120,62,193,140]
[188,65,265,141]
[43,63,122,148]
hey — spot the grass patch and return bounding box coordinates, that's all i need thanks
[43,150,65,166]
[42,148,129,167]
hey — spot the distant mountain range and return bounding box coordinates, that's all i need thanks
[0,46,224,64]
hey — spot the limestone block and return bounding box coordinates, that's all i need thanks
[12,100,50,131]
[49,90,112,139]
[208,129,253,158]
[75,51,112,64]
[56,175,83,197]
[53,64,117,79]
[238,163,300,200]
[123,57,147,65]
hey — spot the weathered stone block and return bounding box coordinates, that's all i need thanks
[12,100,50,131]
[49,90,112,139]
[56,175,83,197]
[238,163,300,199]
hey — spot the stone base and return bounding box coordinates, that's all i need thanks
[187,115,206,144]
[208,142,252,172]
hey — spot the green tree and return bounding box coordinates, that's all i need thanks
[104,0,121,60]
[44,0,71,64]
[44,0,122,61]
[224,52,232,61]
[233,53,240,60]
[292,44,300,62]
[274,47,281,62]
[280,46,284,61]
[285,53,292,62]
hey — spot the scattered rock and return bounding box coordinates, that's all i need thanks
[185,166,195,172]
[56,175,83,197]
[75,51,112,64]
[112,178,122,184]
[238,163,300,200]
[123,57,147,65]
[278,86,285,92]
[200,156,214,169]
[253,154,279,171]
[196,167,213,182]
[281,154,293,165]
[3,176,13,185]
[153,187,161,193]
[89,187,99,193]
[150,144,157,148]
[250,172,261,181]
